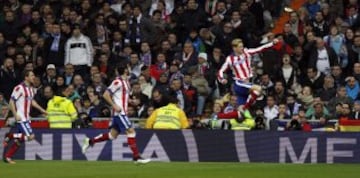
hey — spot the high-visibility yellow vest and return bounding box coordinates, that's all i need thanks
[146,104,189,129]
[229,110,255,130]
[47,96,78,128]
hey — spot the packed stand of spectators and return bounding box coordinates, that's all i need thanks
[0,0,360,131]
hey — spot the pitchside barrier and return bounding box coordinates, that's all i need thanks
[1,128,360,163]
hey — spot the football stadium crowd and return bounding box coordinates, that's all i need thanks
[1,0,360,131]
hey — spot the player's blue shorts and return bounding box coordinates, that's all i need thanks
[16,121,33,136]
[110,115,133,132]
[233,80,253,105]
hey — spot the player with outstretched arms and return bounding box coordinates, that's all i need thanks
[82,64,150,164]
[3,70,47,164]
[218,38,279,110]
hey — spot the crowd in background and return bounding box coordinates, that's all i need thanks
[1,0,360,130]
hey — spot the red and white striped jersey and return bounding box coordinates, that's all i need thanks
[11,83,35,122]
[218,42,274,81]
[107,77,131,115]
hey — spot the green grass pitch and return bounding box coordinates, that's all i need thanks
[0,161,358,178]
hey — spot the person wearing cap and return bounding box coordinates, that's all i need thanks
[42,64,57,87]
[64,23,93,77]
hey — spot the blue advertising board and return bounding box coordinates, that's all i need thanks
[1,128,359,163]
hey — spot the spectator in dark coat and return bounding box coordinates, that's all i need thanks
[309,37,339,75]
[44,23,67,71]
[0,58,21,101]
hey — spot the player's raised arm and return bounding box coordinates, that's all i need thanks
[246,38,280,55]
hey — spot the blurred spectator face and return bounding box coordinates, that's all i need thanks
[348,6,357,17]
[239,2,248,13]
[159,73,168,83]
[23,44,32,55]
[92,73,102,84]
[30,32,39,44]
[314,103,323,115]
[16,36,26,46]
[307,68,316,79]
[354,36,360,47]
[113,31,122,41]
[347,77,357,88]
[127,105,137,116]
[230,95,237,106]
[275,82,284,93]
[189,30,198,39]
[161,40,171,51]
[22,26,32,36]
[286,95,295,104]
[260,74,270,85]
[147,106,155,116]
[152,90,162,102]
[45,14,55,24]
[213,103,222,113]
[56,76,65,86]
[168,33,177,45]
[282,54,291,65]
[302,86,312,96]
[133,6,142,17]
[6,46,16,56]
[345,28,354,40]
[89,66,99,76]
[25,63,34,71]
[315,12,323,22]
[283,23,292,33]
[138,75,147,85]
[72,28,81,38]
[141,42,150,53]
[172,79,182,90]
[61,22,71,33]
[216,2,226,13]
[31,11,41,21]
[354,63,360,74]
[289,12,298,23]
[152,11,161,22]
[99,54,108,64]
[223,22,233,34]
[33,76,41,88]
[81,0,91,10]
[132,83,142,94]
[331,65,342,76]
[5,11,15,22]
[52,24,61,35]
[3,58,14,70]
[65,64,75,75]
[46,68,56,78]
[211,15,222,25]
[183,74,192,85]
[0,33,4,43]
[330,26,338,36]
[15,54,25,66]
[337,87,347,97]
[306,31,315,42]
[44,86,54,99]
[315,38,325,49]
[69,11,78,22]
[169,64,179,73]
[118,20,128,31]
[354,102,360,111]
[73,75,84,86]
[130,53,139,64]
[342,103,351,115]
[43,4,52,15]
[278,104,287,114]
[86,85,95,95]
[266,96,275,107]
[212,47,222,59]
[37,37,45,47]
[323,76,334,88]
[183,42,193,54]
[95,15,105,25]
[294,45,303,56]
[231,11,241,22]
[187,0,197,10]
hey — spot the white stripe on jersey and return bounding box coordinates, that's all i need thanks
[11,83,34,122]
[108,78,131,116]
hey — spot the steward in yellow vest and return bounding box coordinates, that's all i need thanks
[47,92,78,128]
[146,97,189,129]
[229,109,255,130]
